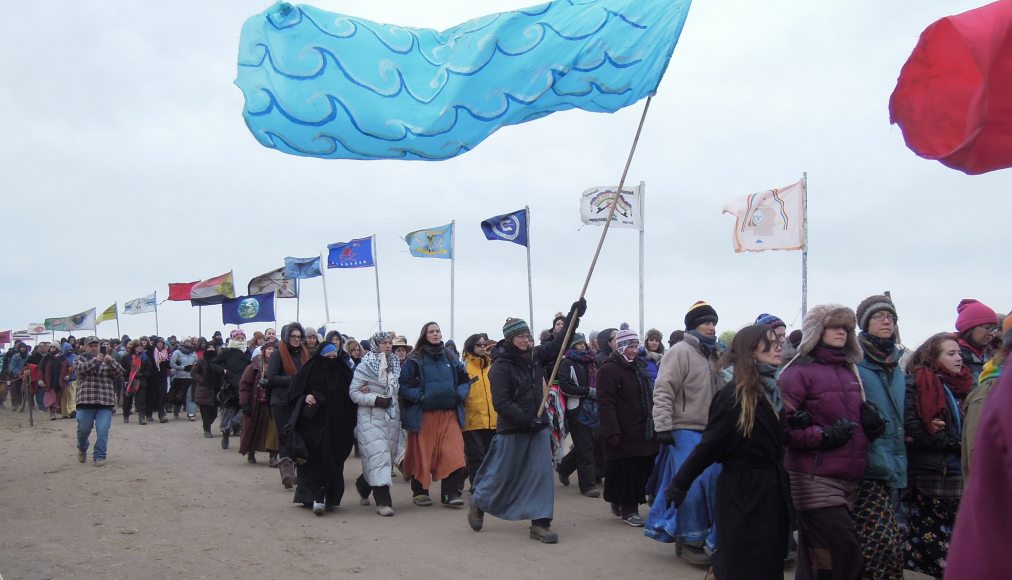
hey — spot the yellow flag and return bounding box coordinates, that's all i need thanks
[97,303,117,324]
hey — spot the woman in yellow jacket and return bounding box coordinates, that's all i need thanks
[462,333,497,491]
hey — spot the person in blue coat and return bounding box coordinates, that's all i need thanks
[853,295,906,580]
[399,322,471,508]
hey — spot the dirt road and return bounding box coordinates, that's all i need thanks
[0,408,788,580]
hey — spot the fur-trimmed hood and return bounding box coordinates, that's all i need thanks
[794,303,862,364]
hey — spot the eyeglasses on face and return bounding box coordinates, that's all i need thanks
[870,312,896,323]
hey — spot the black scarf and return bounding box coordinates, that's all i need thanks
[859,331,900,370]
[688,330,718,358]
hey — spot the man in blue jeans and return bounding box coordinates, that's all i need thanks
[74,336,123,466]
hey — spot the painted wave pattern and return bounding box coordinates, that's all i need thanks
[235,0,692,160]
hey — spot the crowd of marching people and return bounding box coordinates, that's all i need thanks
[1,294,1008,579]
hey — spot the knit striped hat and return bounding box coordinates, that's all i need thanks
[755,313,786,330]
[855,295,897,332]
[503,318,530,341]
[685,300,718,330]
[614,329,640,351]
[569,332,588,348]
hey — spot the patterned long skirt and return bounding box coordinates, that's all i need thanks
[903,487,960,578]
[853,480,903,579]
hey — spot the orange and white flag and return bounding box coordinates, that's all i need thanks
[723,178,805,253]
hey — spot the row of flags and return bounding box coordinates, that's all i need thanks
[3,178,806,344]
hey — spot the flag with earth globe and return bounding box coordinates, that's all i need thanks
[221,292,275,325]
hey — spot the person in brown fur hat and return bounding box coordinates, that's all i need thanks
[779,304,885,580]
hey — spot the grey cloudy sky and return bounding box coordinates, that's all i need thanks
[1,0,1008,349]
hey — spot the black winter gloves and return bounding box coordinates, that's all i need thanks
[821,419,857,450]
[664,484,686,509]
[655,431,675,445]
[374,396,392,409]
[788,409,812,428]
[572,297,587,318]
[860,401,887,441]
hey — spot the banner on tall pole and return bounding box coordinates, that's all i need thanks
[248,268,298,298]
[480,209,529,247]
[221,293,276,325]
[0,330,11,345]
[168,281,200,301]
[45,308,96,332]
[97,304,118,324]
[579,184,644,230]
[405,223,453,259]
[283,256,323,279]
[327,238,375,268]
[722,178,805,253]
[28,323,47,335]
[190,272,237,306]
[123,293,157,315]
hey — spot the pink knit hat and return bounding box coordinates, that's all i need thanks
[955,299,998,333]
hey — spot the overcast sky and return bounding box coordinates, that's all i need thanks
[2,0,1008,349]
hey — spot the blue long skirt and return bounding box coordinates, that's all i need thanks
[643,429,720,551]
[472,428,554,521]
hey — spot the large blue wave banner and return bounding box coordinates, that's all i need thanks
[235,0,692,161]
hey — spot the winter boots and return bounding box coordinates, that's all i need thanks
[279,457,296,489]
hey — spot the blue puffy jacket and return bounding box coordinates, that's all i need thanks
[399,346,470,432]
[856,356,907,489]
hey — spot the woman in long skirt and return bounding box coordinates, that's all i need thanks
[398,322,470,508]
[238,343,279,466]
[903,333,973,578]
[470,301,583,543]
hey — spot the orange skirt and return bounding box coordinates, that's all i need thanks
[403,409,466,489]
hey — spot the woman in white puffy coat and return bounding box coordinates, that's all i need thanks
[349,331,402,516]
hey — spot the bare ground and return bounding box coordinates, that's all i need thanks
[0,407,748,580]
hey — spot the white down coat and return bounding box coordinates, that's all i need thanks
[349,351,402,487]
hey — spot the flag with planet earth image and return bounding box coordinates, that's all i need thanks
[221,292,275,325]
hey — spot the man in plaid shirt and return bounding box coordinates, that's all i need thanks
[75,336,124,466]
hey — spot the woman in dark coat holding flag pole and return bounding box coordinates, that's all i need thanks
[468,299,585,544]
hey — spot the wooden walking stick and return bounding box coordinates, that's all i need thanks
[538,96,654,417]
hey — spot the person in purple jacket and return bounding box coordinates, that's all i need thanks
[778,304,882,580]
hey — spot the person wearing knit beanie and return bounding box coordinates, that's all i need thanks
[855,295,898,333]
[955,299,999,334]
[755,313,787,344]
[569,333,588,349]
[471,310,573,543]
[685,301,718,331]
[503,318,531,342]
[614,329,640,354]
[955,299,1000,378]
[852,294,907,579]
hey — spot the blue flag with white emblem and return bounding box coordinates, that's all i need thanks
[480,209,529,247]
[221,293,276,325]
[327,237,375,268]
[283,256,322,279]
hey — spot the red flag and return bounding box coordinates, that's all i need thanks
[168,281,199,301]
[0,330,11,345]
[890,0,1012,175]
